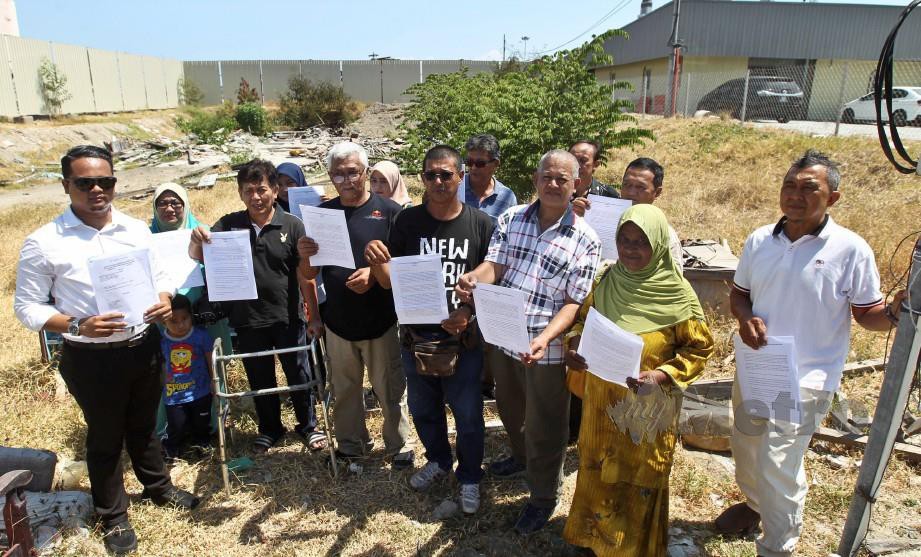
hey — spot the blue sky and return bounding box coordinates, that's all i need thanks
[15,0,904,61]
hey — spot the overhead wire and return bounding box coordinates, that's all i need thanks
[529,0,634,57]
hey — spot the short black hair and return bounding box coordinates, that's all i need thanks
[423,145,463,174]
[170,293,192,313]
[237,159,278,188]
[464,134,500,161]
[569,140,602,162]
[61,145,113,179]
[790,149,841,191]
[625,157,664,189]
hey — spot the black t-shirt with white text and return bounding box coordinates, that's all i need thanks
[388,203,494,330]
[319,193,402,341]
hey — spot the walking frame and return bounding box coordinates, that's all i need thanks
[209,336,338,494]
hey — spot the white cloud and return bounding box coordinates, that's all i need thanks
[479,49,502,61]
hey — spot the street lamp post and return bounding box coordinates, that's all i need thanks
[521,36,530,60]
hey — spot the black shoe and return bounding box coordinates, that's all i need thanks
[514,503,553,536]
[489,456,526,478]
[391,450,414,470]
[141,485,200,510]
[103,520,137,555]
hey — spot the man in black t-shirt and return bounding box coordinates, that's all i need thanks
[190,160,325,454]
[299,142,413,465]
[365,145,494,515]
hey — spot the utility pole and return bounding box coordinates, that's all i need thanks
[502,34,506,62]
[837,239,921,556]
[521,36,530,60]
[667,0,684,116]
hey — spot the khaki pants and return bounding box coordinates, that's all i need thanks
[730,381,834,557]
[489,349,570,509]
[325,324,411,456]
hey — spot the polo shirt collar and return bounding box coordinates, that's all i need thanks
[62,205,129,230]
[523,200,575,228]
[772,214,830,239]
[248,204,285,228]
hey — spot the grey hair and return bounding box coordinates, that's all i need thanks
[791,149,841,191]
[464,134,501,160]
[325,142,369,171]
[538,149,579,178]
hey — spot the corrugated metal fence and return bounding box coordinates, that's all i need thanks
[0,34,184,117]
[184,59,499,105]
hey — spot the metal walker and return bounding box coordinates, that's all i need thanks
[209,336,338,494]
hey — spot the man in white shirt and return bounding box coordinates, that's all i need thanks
[715,150,903,557]
[14,145,200,555]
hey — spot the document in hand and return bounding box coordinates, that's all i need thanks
[202,230,259,302]
[87,248,160,327]
[287,186,325,215]
[733,335,802,423]
[389,254,450,325]
[151,229,204,291]
[299,205,356,269]
[583,195,633,260]
[577,307,643,386]
[472,283,531,355]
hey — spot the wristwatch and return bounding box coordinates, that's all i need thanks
[67,317,81,336]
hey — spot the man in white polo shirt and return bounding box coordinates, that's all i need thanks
[714,150,903,557]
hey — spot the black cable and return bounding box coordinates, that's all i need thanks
[874,0,920,174]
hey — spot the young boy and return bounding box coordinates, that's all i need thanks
[161,294,214,460]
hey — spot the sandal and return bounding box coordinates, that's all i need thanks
[295,426,329,452]
[252,432,284,455]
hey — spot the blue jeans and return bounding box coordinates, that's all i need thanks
[402,341,484,485]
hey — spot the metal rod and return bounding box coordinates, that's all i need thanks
[833,61,851,137]
[216,345,308,361]
[838,238,921,556]
[209,338,231,495]
[740,70,751,124]
[216,382,320,400]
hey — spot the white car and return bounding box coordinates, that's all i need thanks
[841,87,921,126]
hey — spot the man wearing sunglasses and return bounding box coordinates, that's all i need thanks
[457,134,517,222]
[14,145,200,555]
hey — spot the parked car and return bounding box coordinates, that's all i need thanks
[841,87,921,126]
[696,76,805,123]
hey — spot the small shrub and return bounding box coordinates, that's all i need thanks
[278,76,359,130]
[230,150,258,167]
[178,77,204,106]
[237,78,260,104]
[175,102,237,144]
[38,57,71,116]
[235,102,270,136]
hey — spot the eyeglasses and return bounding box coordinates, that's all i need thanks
[465,158,496,168]
[539,175,572,187]
[70,176,117,192]
[156,200,184,209]
[331,169,364,184]
[422,170,456,182]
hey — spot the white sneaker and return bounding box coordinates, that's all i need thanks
[459,483,480,514]
[409,461,447,491]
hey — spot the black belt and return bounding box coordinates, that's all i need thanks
[63,328,151,351]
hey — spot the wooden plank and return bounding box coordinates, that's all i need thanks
[813,426,921,463]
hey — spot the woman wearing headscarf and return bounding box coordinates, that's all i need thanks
[369,160,412,207]
[276,162,309,213]
[562,204,714,557]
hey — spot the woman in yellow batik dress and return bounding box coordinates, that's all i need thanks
[563,204,714,557]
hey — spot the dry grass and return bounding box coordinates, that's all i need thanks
[0,117,919,556]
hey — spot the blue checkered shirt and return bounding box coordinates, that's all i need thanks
[485,202,601,364]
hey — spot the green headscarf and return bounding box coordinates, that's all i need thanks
[150,183,201,233]
[594,204,704,334]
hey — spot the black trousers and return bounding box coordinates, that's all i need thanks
[236,320,316,438]
[163,395,212,455]
[58,330,172,527]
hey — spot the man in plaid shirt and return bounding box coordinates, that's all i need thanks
[456,149,601,535]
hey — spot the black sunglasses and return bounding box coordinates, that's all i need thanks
[422,170,456,182]
[70,176,117,192]
[465,158,496,168]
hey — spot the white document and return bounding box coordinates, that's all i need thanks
[577,307,644,386]
[583,195,633,260]
[298,205,356,269]
[87,248,160,327]
[151,229,204,291]
[287,186,325,214]
[473,283,531,355]
[202,230,258,302]
[389,254,450,325]
[733,335,802,423]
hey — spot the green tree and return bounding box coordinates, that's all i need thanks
[397,30,651,199]
[178,77,204,106]
[37,57,72,116]
[277,76,359,129]
[236,78,260,104]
